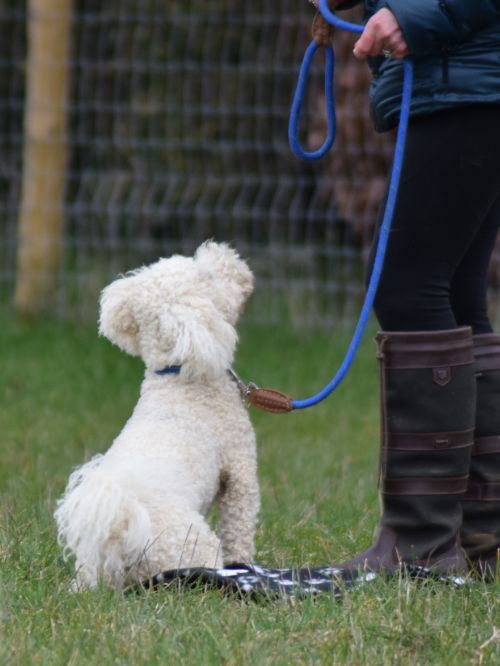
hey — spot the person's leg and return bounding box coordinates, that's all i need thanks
[368,105,500,332]
[339,327,476,574]
[345,106,500,573]
[450,192,500,334]
[461,332,500,578]
[448,192,500,577]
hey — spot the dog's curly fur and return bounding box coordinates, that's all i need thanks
[54,242,260,589]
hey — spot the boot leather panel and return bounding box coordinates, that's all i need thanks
[381,494,464,561]
[383,476,469,495]
[461,334,500,574]
[384,448,472,480]
[476,370,500,434]
[342,526,466,574]
[472,436,500,456]
[464,481,500,501]
[386,429,474,451]
[385,366,476,434]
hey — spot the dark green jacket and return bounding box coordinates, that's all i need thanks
[338,0,500,131]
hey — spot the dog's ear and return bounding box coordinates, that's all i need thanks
[195,241,254,318]
[158,302,237,378]
[98,272,141,356]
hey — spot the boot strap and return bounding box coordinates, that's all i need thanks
[472,334,500,371]
[472,436,500,456]
[385,429,473,451]
[383,476,469,496]
[463,481,500,501]
[376,328,474,369]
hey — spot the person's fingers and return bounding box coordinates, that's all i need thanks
[393,45,410,58]
[353,8,410,60]
[355,38,409,60]
[354,30,391,59]
[353,30,377,60]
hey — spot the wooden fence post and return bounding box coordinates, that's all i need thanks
[14,0,71,316]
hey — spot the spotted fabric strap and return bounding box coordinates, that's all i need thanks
[130,563,467,599]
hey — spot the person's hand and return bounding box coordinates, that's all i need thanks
[353,8,409,60]
[310,0,342,7]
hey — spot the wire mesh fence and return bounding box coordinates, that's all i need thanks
[2,1,500,328]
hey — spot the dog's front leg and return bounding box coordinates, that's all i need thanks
[217,446,260,565]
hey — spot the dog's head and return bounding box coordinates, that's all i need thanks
[98,242,254,378]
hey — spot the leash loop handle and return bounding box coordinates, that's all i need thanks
[288,2,364,162]
[288,39,336,161]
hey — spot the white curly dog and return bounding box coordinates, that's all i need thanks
[55,242,260,589]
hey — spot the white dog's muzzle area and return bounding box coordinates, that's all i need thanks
[127,563,468,599]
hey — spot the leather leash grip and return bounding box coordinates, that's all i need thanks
[248,388,294,414]
[312,11,335,46]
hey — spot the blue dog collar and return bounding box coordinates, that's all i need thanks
[155,365,182,376]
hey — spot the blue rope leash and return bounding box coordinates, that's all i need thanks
[288,3,414,410]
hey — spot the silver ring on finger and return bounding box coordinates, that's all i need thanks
[382,48,393,58]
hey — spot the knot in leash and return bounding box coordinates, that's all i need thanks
[311,11,335,46]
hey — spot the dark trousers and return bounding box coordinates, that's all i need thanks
[368,105,500,333]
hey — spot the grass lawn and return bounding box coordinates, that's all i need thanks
[0,309,499,665]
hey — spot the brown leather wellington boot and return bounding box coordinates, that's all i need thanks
[461,334,500,579]
[341,327,476,576]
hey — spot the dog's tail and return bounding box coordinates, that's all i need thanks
[54,455,153,588]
